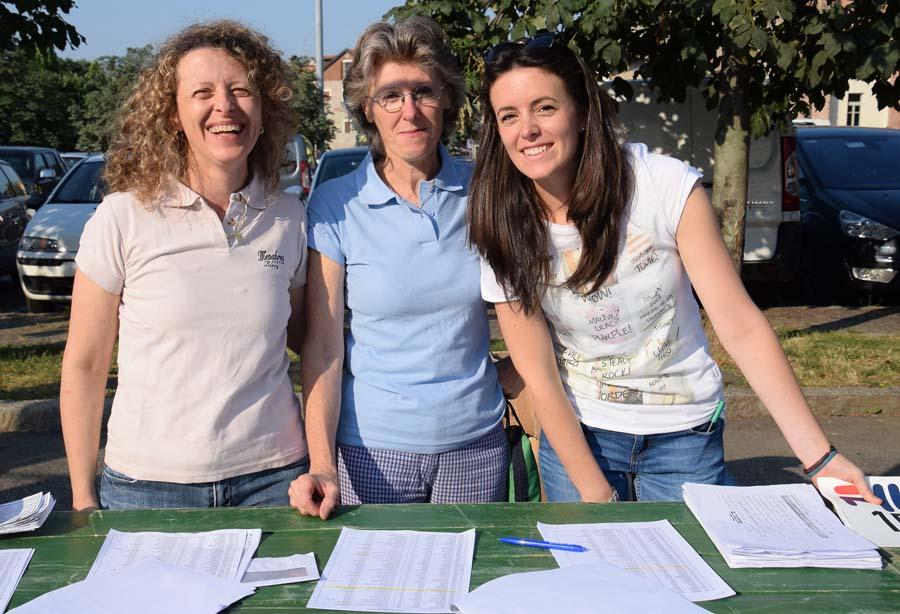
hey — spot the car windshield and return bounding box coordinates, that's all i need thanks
[316,153,366,186]
[52,161,105,204]
[798,134,900,190]
[0,152,33,178]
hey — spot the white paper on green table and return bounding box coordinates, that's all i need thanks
[241,553,319,587]
[451,562,709,614]
[0,549,33,613]
[536,519,734,601]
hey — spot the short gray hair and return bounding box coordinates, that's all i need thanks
[343,16,466,159]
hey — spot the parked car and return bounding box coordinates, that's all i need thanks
[796,127,900,302]
[310,147,369,193]
[0,160,30,278]
[279,133,315,199]
[16,154,105,312]
[0,146,68,209]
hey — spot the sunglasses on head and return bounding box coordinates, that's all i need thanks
[483,31,559,65]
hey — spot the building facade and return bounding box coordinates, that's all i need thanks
[321,50,364,149]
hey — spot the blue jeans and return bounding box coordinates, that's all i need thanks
[539,420,734,502]
[99,456,310,510]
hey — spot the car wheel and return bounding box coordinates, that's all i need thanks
[25,297,55,314]
[800,230,852,306]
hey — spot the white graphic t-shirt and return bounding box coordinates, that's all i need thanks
[481,143,722,434]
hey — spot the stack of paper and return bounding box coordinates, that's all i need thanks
[451,562,708,614]
[818,476,900,547]
[0,549,33,612]
[0,493,55,535]
[88,528,262,582]
[683,483,881,569]
[9,560,254,614]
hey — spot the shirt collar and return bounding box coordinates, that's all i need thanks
[356,143,465,207]
[158,174,269,210]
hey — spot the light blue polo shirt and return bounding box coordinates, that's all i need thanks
[307,145,505,453]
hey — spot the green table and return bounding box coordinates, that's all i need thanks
[3,503,899,612]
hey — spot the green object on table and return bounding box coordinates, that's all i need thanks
[2,503,899,612]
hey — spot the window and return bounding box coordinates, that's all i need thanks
[323,89,331,100]
[344,119,353,133]
[342,59,353,79]
[33,154,46,171]
[846,93,861,127]
[42,153,63,175]
[0,167,12,198]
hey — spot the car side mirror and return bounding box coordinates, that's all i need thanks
[39,169,56,180]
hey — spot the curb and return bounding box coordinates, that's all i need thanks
[1,387,898,433]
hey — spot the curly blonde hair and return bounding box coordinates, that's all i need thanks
[104,20,297,203]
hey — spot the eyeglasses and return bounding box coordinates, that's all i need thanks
[367,84,445,113]
[483,31,558,64]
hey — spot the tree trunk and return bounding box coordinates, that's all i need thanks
[711,74,750,272]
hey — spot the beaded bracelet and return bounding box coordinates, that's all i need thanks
[803,444,838,479]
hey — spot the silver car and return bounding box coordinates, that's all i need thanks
[16,154,105,312]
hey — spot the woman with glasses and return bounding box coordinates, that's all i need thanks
[469,34,879,504]
[288,16,508,519]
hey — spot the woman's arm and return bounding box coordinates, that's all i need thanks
[60,269,120,511]
[495,301,615,502]
[677,184,880,503]
[288,250,346,519]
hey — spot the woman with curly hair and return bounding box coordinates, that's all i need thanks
[61,20,310,510]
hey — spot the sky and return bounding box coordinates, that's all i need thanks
[58,0,404,60]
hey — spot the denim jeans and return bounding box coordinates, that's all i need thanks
[539,420,734,502]
[99,456,310,510]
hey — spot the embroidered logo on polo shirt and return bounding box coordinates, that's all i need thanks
[257,249,285,270]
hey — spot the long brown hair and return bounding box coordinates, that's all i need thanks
[469,40,633,314]
[104,20,297,204]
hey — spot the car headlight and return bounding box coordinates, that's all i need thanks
[839,210,899,241]
[19,236,60,251]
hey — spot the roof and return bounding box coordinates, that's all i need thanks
[0,145,59,152]
[796,127,900,138]
[323,49,351,72]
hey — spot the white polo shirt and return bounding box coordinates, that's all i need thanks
[76,176,308,482]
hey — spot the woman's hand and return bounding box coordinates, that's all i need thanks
[579,483,619,504]
[72,492,100,512]
[812,453,882,505]
[289,470,340,520]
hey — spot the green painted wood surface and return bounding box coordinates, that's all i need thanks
[1,503,898,612]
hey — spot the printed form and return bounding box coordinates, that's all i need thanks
[307,527,475,613]
[537,520,734,602]
[0,549,33,612]
[87,528,261,581]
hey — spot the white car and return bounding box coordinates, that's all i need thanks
[16,154,105,312]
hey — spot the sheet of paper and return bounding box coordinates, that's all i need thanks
[451,562,708,614]
[307,527,475,613]
[818,477,900,547]
[536,520,734,602]
[87,528,261,582]
[241,553,319,587]
[9,559,254,614]
[0,549,33,613]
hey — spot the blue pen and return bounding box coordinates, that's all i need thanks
[498,536,588,552]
